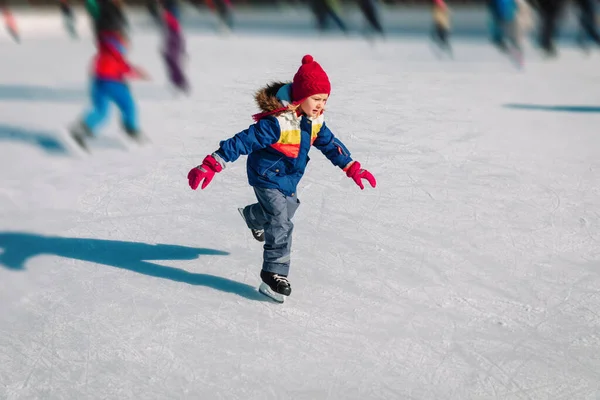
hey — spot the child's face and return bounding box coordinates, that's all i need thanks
[300,94,328,118]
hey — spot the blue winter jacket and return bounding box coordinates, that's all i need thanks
[214,82,353,197]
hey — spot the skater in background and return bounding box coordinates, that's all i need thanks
[488,0,524,65]
[146,0,162,26]
[69,2,148,152]
[358,0,384,38]
[488,0,517,51]
[211,0,233,32]
[514,0,534,47]
[431,0,451,55]
[535,0,566,56]
[192,0,233,32]
[2,5,19,42]
[86,0,129,39]
[310,0,348,33]
[59,0,78,38]
[573,0,600,51]
[162,0,190,93]
[187,55,376,302]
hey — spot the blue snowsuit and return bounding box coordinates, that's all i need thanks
[84,35,139,135]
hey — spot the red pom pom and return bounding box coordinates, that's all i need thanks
[302,55,313,65]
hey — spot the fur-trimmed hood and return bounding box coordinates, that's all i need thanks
[254,81,291,113]
[252,81,293,121]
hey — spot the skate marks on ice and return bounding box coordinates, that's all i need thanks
[0,123,68,155]
[0,232,267,301]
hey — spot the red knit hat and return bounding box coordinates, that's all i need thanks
[292,55,331,103]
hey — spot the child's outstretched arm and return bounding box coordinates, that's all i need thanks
[214,118,280,164]
[313,124,377,190]
[188,118,280,190]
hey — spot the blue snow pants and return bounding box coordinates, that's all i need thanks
[241,187,301,276]
[84,78,138,134]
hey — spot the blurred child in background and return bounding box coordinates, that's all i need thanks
[162,0,190,93]
[69,0,148,152]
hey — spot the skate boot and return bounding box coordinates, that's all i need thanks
[122,123,148,144]
[237,208,265,242]
[259,270,291,303]
[69,120,93,152]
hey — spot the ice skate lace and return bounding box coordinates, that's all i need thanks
[272,274,289,285]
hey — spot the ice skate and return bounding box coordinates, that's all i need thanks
[237,208,265,242]
[258,271,291,303]
[68,121,93,152]
[122,124,150,145]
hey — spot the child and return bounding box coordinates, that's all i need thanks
[187,55,377,302]
[162,0,189,93]
[69,4,148,152]
[431,0,451,54]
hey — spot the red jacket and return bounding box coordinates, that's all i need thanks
[92,33,139,81]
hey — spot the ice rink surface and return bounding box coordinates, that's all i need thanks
[1,7,599,399]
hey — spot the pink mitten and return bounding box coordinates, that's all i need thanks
[345,161,376,190]
[188,155,223,190]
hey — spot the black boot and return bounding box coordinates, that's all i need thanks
[238,208,265,242]
[260,270,292,296]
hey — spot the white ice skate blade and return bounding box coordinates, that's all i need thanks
[59,128,90,158]
[258,282,285,303]
[238,207,246,223]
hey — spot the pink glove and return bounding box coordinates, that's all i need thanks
[188,155,223,190]
[345,161,376,190]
